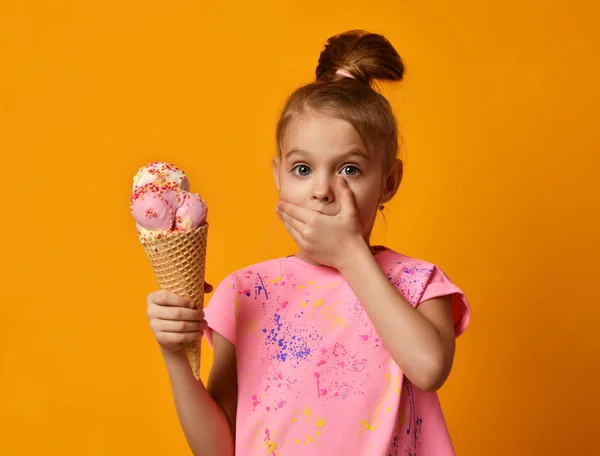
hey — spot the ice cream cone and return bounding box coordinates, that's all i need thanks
[141,223,208,380]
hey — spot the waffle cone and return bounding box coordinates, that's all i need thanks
[141,223,208,380]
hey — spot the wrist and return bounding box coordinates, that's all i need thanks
[336,237,373,274]
[160,346,187,361]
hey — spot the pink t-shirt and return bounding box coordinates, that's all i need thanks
[205,248,470,455]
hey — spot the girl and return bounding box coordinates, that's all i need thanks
[146,30,470,456]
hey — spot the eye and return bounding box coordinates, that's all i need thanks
[340,165,360,176]
[292,164,312,176]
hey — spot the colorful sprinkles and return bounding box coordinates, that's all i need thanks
[131,162,206,242]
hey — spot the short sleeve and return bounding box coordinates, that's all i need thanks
[418,266,471,337]
[204,273,239,347]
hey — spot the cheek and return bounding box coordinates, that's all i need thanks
[356,198,379,223]
[278,175,304,203]
[352,184,381,228]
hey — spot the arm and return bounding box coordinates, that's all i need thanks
[276,178,457,392]
[339,242,456,392]
[162,331,237,456]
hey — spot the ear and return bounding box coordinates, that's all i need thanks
[380,159,403,205]
[272,156,281,192]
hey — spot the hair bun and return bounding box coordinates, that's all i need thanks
[316,30,405,86]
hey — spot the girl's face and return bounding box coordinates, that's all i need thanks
[273,111,402,239]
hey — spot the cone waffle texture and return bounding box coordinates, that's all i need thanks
[141,223,208,380]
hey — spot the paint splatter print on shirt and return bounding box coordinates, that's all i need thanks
[205,248,470,455]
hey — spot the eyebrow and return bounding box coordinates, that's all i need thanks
[285,147,371,161]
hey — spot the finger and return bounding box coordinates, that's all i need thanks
[204,282,214,293]
[277,201,315,223]
[336,177,358,215]
[148,290,194,308]
[148,304,205,322]
[278,210,304,234]
[158,331,204,345]
[152,319,207,333]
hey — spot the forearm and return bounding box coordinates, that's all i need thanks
[339,243,448,391]
[162,349,234,456]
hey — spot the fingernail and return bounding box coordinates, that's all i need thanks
[188,301,195,309]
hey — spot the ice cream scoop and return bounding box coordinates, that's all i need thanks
[133,161,190,192]
[175,193,208,230]
[130,181,181,231]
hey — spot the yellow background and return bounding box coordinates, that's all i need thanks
[1,0,599,454]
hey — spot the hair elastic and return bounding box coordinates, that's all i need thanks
[335,69,355,80]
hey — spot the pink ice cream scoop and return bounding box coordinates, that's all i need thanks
[131,182,181,230]
[130,162,207,238]
[175,193,208,230]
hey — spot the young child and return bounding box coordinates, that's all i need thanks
[146,30,470,456]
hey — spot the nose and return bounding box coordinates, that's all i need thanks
[311,176,334,203]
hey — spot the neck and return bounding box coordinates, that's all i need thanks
[293,243,382,267]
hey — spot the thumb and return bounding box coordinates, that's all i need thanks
[337,177,357,215]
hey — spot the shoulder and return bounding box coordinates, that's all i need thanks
[378,246,471,336]
[205,256,294,345]
[377,247,459,301]
[220,256,291,282]
[379,249,435,269]
[377,248,437,286]
[212,255,310,296]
